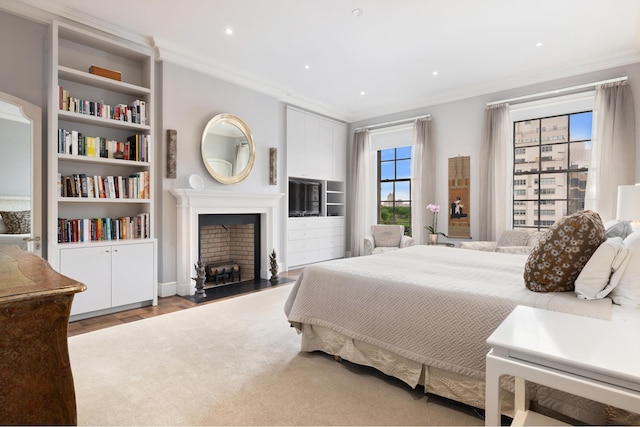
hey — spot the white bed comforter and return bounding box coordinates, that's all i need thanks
[285,245,611,381]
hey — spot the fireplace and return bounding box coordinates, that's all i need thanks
[198,214,260,286]
[170,189,284,296]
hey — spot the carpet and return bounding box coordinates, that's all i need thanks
[68,284,483,426]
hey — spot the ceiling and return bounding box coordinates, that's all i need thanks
[13,0,640,121]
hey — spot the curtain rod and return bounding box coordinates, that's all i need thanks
[486,76,628,106]
[355,114,431,131]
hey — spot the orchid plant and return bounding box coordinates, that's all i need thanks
[425,204,446,236]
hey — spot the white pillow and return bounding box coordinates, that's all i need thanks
[609,231,640,307]
[604,219,633,239]
[575,237,629,300]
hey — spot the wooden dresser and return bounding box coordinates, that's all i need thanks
[0,246,86,425]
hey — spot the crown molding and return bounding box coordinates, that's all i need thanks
[153,37,348,122]
[6,0,152,48]
[348,51,640,123]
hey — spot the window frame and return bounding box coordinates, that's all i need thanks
[512,110,592,231]
[377,146,412,234]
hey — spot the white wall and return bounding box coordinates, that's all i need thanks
[158,61,287,286]
[0,10,46,254]
[348,63,640,248]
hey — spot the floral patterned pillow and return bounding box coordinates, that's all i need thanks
[0,210,31,234]
[524,210,606,292]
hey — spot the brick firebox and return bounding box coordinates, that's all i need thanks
[198,214,260,285]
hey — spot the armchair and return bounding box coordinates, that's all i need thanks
[364,224,414,255]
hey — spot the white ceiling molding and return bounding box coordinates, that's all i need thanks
[6,0,152,50]
[152,37,348,122]
[350,51,640,123]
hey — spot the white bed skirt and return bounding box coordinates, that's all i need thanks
[300,323,640,425]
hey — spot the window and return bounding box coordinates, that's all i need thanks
[512,111,592,230]
[378,146,411,234]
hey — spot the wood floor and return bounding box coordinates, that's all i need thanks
[67,269,302,337]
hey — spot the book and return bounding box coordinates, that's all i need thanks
[79,174,88,197]
[89,64,122,81]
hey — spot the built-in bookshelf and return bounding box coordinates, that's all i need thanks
[47,21,157,319]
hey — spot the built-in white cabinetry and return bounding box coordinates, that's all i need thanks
[286,106,348,268]
[61,242,155,317]
[47,21,157,318]
[288,217,345,267]
[286,106,347,181]
[326,180,345,217]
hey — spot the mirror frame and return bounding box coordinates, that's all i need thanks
[201,113,256,185]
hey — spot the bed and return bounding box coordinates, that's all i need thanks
[0,196,31,250]
[284,244,640,425]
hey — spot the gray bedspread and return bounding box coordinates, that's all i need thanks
[285,245,612,381]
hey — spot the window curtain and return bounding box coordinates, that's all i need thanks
[234,143,249,175]
[585,81,636,222]
[411,117,433,244]
[479,103,511,241]
[349,129,371,257]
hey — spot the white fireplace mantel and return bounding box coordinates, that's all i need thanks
[170,189,285,296]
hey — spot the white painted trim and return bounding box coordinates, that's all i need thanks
[170,190,285,296]
[157,281,178,298]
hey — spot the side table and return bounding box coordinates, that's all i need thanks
[0,246,86,425]
[485,305,640,426]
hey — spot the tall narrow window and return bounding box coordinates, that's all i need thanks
[512,111,592,230]
[378,146,411,234]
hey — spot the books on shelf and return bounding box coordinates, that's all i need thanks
[58,171,150,199]
[58,128,150,162]
[58,85,148,125]
[57,213,150,243]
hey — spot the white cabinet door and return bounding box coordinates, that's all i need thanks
[61,246,111,316]
[111,242,154,307]
[287,107,346,181]
[304,114,326,178]
[332,122,347,181]
[287,108,306,177]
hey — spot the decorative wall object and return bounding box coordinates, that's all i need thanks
[448,156,471,238]
[167,129,177,179]
[269,147,277,185]
[269,249,278,281]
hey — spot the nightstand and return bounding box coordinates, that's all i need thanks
[485,305,640,426]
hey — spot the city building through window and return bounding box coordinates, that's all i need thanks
[512,111,592,230]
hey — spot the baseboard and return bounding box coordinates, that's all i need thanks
[177,282,192,296]
[158,281,177,297]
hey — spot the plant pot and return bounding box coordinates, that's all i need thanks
[429,234,439,245]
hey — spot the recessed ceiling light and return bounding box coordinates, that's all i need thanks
[432,71,438,76]
[352,8,364,17]
[360,91,366,96]
[304,65,310,70]
[536,42,543,47]
[225,27,234,35]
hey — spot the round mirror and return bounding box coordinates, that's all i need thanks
[201,114,256,184]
